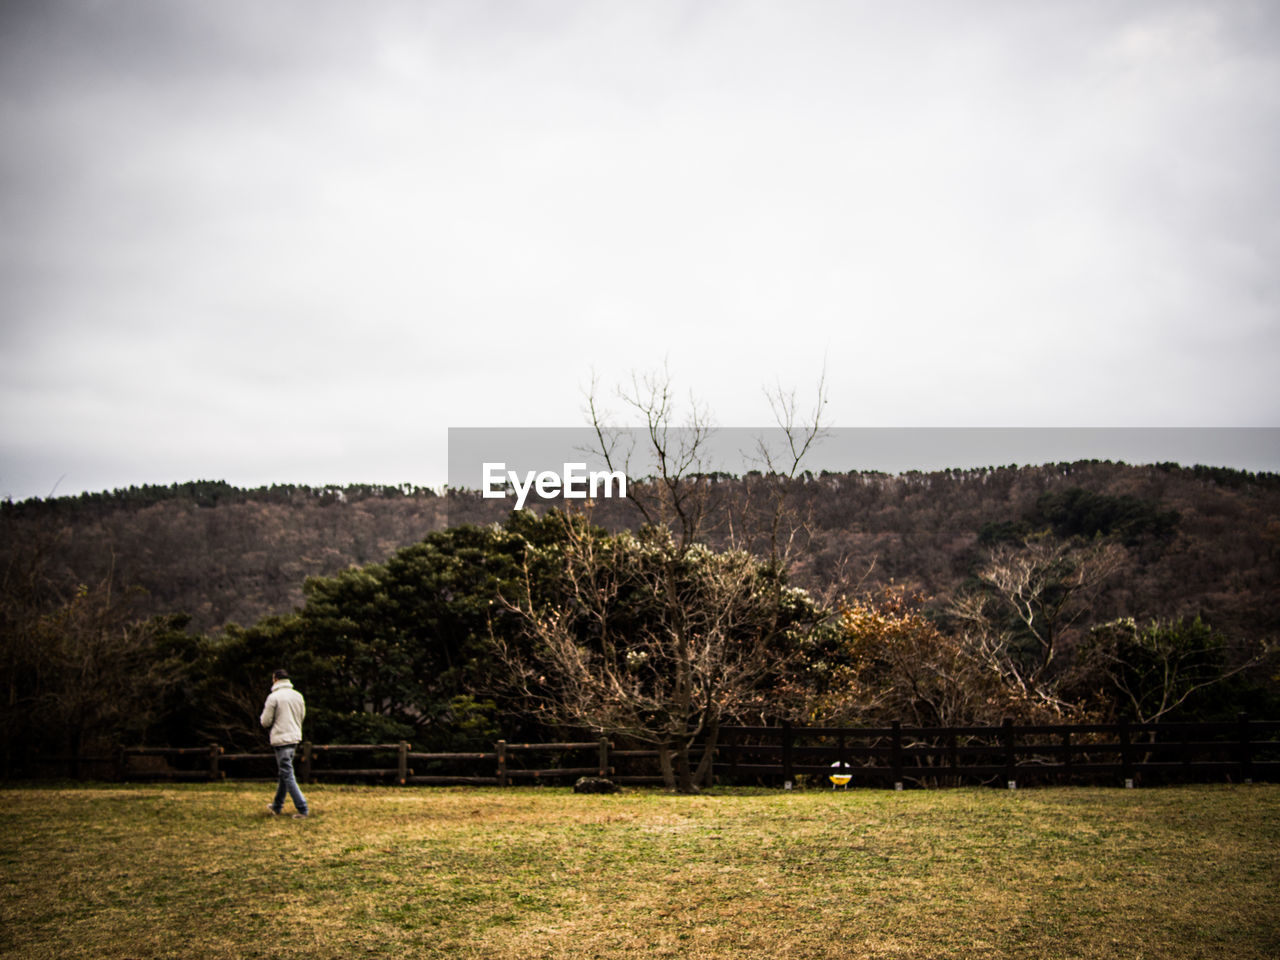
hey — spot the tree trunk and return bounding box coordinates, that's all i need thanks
[657,743,676,792]
[694,716,720,789]
[674,742,697,794]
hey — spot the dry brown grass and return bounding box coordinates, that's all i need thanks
[1,782,1277,959]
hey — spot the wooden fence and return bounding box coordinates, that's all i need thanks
[717,716,1280,789]
[33,715,1280,789]
[105,738,693,787]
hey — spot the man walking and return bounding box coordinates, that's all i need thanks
[261,669,309,818]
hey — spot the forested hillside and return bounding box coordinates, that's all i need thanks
[3,463,1278,643]
[2,481,445,631]
[790,460,1280,646]
[4,462,1278,775]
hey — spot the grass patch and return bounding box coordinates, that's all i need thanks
[1,783,1277,958]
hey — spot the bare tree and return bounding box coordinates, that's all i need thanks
[511,366,834,791]
[586,363,830,561]
[949,536,1128,712]
[586,363,716,549]
[734,367,831,567]
[495,512,820,793]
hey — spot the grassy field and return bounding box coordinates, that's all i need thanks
[1,782,1277,959]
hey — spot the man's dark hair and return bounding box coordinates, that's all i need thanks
[272,669,290,681]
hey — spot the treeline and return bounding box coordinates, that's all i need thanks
[3,505,1275,792]
[3,479,439,516]
[5,461,1277,639]
[2,482,446,631]
[3,461,1277,790]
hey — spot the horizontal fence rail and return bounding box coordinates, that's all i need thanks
[717,716,1280,789]
[25,716,1280,789]
[97,739,690,788]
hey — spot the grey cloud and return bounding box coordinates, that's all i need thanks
[2,1,1277,500]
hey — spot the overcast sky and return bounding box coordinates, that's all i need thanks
[2,0,1278,501]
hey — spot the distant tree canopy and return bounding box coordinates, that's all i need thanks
[1,480,436,517]
[978,487,1180,547]
[4,460,1276,638]
[1,481,446,632]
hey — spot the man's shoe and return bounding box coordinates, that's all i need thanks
[292,812,309,819]
[267,805,282,816]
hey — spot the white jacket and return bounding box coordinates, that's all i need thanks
[260,679,306,746]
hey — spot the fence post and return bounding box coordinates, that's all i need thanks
[1002,718,1016,790]
[1237,712,1253,784]
[300,742,313,784]
[1118,719,1134,788]
[397,741,410,785]
[497,740,508,787]
[781,722,794,788]
[1062,730,1072,785]
[891,721,904,790]
[598,737,609,778]
[948,730,959,787]
[208,744,222,781]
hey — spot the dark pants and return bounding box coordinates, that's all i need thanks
[272,744,308,814]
